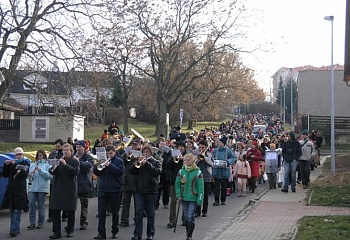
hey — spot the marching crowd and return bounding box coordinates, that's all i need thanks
[1,113,323,240]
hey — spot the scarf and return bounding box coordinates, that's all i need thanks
[16,157,31,166]
[185,164,196,172]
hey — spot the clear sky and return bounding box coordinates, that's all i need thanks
[240,0,346,94]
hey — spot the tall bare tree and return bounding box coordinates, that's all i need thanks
[0,0,99,101]
[117,0,258,136]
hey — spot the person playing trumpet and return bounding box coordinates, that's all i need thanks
[194,140,213,217]
[49,144,80,239]
[165,141,188,228]
[93,145,124,239]
[119,139,141,228]
[129,144,161,240]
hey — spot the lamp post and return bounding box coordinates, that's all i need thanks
[290,68,294,131]
[324,15,335,176]
[283,84,286,123]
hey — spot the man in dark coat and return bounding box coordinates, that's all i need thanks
[165,141,188,228]
[281,131,302,193]
[1,147,30,237]
[49,143,80,239]
[93,145,124,240]
[47,138,64,223]
[75,140,94,230]
[129,145,161,240]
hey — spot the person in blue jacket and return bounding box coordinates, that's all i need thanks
[211,136,236,206]
[93,145,124,240]
[27,149,53,230]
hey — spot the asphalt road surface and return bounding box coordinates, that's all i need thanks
[0,182,267,240]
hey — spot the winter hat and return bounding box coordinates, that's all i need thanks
[301,130,309,136]
[252,140,258,147]
[219,136,227,145]
[14,147,24,155]
[76,140,86,148]
[289,131,296,140]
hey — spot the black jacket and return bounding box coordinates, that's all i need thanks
[166,150,188,185]
[49,156,80,211]
[1,160,30,210]
[282,140,302,163]
[129,157,161,194]
[77,152,94,193]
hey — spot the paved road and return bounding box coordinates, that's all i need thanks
[0,182,268,240]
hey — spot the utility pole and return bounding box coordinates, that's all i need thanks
[290,68,294,131]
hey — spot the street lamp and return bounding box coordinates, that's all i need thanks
[324,15,335,176]
[290,68,294,131]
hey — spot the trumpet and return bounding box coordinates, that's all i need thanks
[134,156,151,168]
[173,156,181,163]
[97,159,111,171]
[126,152,133,161]
[198,146,209,161]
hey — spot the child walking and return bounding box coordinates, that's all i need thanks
[234,154,251,197]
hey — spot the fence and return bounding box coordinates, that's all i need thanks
[0,119,20,130]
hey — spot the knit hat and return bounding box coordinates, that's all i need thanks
[301,130,309,136]
[14,147,24,155]
[76,140,86,148]
[252,140,258,147]
[289,131,296,140]
[219,136,227,145]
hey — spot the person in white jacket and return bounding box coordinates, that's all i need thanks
[299,130,316,189]
[234,154,251,197]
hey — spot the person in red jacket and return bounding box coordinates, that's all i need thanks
[246,140,262,193]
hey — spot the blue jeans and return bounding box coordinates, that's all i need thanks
[283,160,298,191]
[182,201,197,225]
[29,192,47,225]
[134,193,157,238]
[10,209,22,233]
[98,192,120,237]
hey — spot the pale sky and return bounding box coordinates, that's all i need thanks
[240,0,346,94]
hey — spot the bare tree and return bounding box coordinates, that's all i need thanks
[0,0,100,101]
[118,0,258,136]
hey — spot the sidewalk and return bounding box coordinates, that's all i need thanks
[214,156,350,240]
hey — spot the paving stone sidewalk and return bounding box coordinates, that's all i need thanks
[214,156,350,240]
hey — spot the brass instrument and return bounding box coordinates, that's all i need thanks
[198,146,209,161]
[171,149,182,163]
[97,158,111,171]
[126,152,133,161]
[134,156,151,168]
[173,156,180,164]
[117,128,145,152]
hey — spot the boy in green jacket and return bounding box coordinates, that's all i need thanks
[175,153,204,240]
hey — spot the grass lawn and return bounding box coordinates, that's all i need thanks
[310,186,350,207]
[295,215,350,240]
[322,144,350,151]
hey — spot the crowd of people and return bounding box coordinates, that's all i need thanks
[1,113,323,240]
